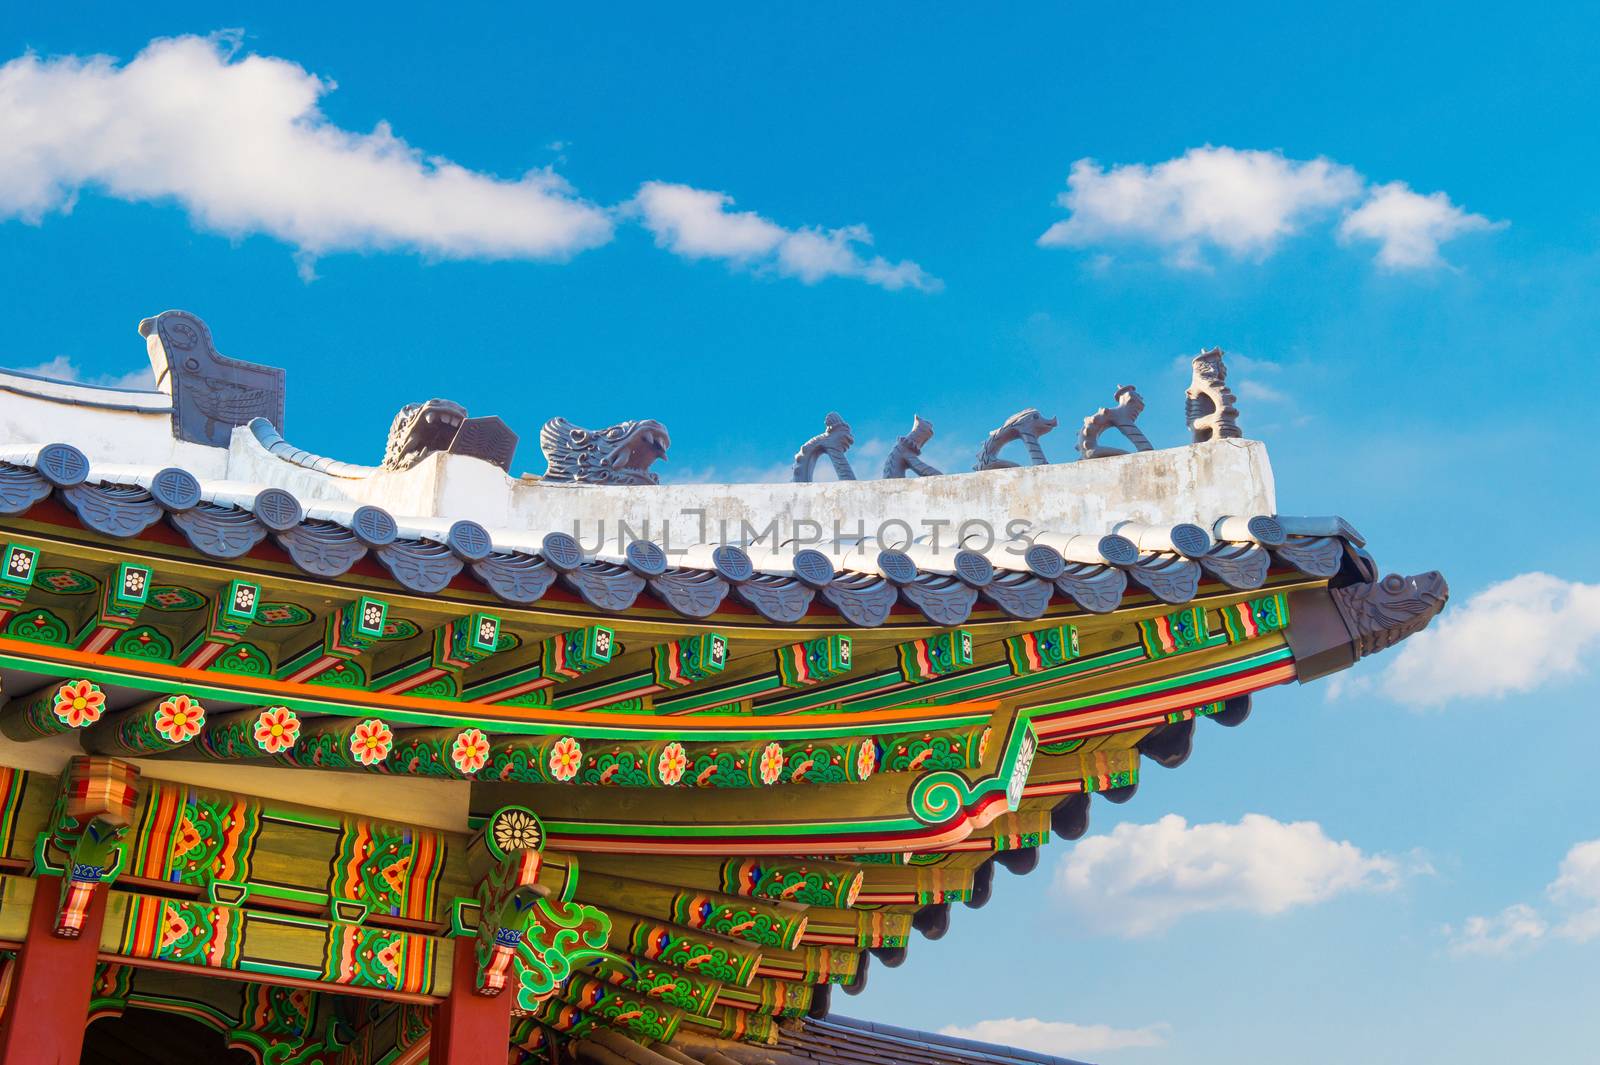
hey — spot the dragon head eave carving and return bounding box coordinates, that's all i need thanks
[540,417,672,485]
[1333,570,1450,658]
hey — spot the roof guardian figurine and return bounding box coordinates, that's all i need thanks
[974,408,1058,470]
[540,417,671,485]
[882,415,942,478]
[791,412,856,482]
[1186,347,1242,442]
[1077,385,1153,458]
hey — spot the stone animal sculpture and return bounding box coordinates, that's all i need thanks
[882,415,942,478]
[974,409,1058,471]
[792,412,856,482]
[540,418,671,485]
[1076,386,1153,459]
[1186,347,1241,443]
[380,399,519,473]
[383,400,467,470]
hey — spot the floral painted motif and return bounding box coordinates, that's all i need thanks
[656,742,688,786]
[855,739,878,781]
[252,706,300,754]
[451,728,490,775]
[978,726,993,763]
[154,695,206,744]
[548,736,583,782]
[349,719,394,766]
[491,807,544,854]
[52,679,105,729]
[758,742,785,786]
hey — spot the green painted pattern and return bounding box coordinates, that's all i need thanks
[0,649,985,741]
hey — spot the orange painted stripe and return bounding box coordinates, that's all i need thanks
[1031,661,1295,739]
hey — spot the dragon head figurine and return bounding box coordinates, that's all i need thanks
[539,417,671,485]
[382,399,468,471]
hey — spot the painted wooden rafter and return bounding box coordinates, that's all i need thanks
[546,631,729,713]
[0,677,110,740]
[276,596,391,684]
[83,692,208,756]
[554,972,684,1043]
[805,906,912,948]
[176,579,262,670]
[373,611,511,697]
[715,975,813,1017]
[654,634,853,716]
[76,562,153,655]
[572,869,808,952]
[462,623,615,705]
[0,540,40,627]
[897,628,975,683]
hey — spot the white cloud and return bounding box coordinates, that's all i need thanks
[1374,573,1600,707]
[1235,378,1289,404]
[1053,813,1401,936]
[1448,839,1600,955]
[13,355,155,390]
[1039,146,1498,270]
[1550,839,1600,942]
[1339,181,1502,269]
[0,36,934,291]
[0,33,613,267]
[1038,147,1363,266]
[939,1018,1167,1056]
[1445,903,1548,956]
[631,181,940,291]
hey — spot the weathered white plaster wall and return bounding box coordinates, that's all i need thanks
[0,367,1277,545]
[0,371,229,477]
[225,430,1275,546]
[499,438,1277,547]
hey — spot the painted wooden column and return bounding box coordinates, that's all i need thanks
[0,757,140,1064]
[0,874,109,1063]
[430,932,514,1065]
[431,806,549,1063]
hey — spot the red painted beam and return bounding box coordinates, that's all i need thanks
[429,937,511,1065]
[0,875,108,1064]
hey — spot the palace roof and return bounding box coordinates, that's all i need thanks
[0,312,1449,1065]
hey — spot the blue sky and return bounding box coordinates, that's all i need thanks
[5,5,1600,1062]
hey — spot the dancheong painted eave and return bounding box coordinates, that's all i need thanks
[0,312,1449,1065]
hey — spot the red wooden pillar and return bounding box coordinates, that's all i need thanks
[430,937,512,1065]
[0,874,110,1064]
